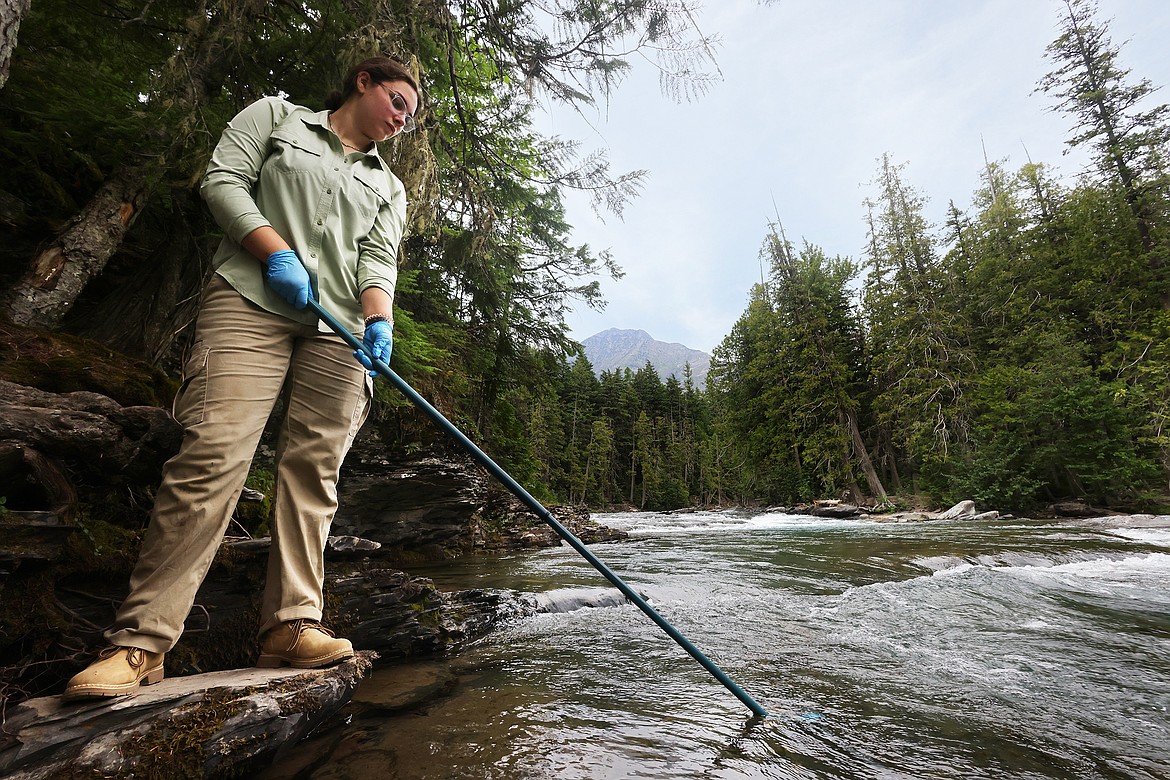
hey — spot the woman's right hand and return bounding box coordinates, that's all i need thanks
[264,249,311,309]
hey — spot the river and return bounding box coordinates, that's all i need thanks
[279,511,1170,779]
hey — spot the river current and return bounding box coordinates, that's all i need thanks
[286,511,1170,779]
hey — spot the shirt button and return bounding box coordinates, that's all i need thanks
[317,219,323,225]
[311,253,317,258]
[334,167,339,171]
[327,189,332,194]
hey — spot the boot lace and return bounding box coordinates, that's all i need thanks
[287,619,336,650]
[97,645,148,668]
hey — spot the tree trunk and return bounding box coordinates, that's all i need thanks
[883,439,903,492]
[581,432,593,504]
[640,458,647,509]
[629,446,636,504]
[0,0,270,329]
[0,0,30,90]
[845,407,888,502]
[79,205,212,366]
[3,163,152,329]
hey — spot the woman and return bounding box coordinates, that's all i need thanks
[63,57,420,699]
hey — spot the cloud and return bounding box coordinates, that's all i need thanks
[539,0,1169,353]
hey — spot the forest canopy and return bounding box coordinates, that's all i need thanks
[0,0,1166,513]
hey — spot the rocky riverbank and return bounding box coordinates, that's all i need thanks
[0,373,629,776]
[777,497,1170,525]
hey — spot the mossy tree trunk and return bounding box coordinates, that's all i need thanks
[78,201,215,367]
[0,0,267,330]
[0,0,29,90]
[4,164,153,329]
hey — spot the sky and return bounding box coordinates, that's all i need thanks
[533,0,1170,354]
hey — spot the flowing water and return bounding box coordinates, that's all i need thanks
[292,512,1170,779]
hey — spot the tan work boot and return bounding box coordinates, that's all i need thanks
[256,619,353,669]
[62,646,165,701]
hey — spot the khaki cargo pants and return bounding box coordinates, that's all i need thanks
[106,276,371,653]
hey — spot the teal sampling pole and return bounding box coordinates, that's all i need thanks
[308,298,768,719]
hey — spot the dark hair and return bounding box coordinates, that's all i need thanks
[325,57,421,112]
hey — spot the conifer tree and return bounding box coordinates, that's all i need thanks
[709,283,791,501]
[768,232,883,502]
[863,155,968,495]
[1038,0,1170,308]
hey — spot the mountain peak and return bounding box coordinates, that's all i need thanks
[580,329,711,388]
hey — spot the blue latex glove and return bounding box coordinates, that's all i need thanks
[356,320,393,376]
[264,249,311,310]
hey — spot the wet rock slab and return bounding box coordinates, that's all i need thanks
[0,652,375,779]
[1069,513,1170,529]
[350,661,458,714]
[256,660,462,779]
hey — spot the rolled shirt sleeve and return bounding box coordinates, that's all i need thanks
[200,97,288,246]
[357,181,406,295]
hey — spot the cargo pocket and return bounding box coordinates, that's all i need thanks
[172,340,210,428]
[342,373,374,456]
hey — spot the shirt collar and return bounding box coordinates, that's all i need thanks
[303,110,391,171]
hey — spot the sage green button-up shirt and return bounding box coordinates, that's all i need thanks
[201,96,405,334]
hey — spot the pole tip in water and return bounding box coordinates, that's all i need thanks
[799,712,825,721]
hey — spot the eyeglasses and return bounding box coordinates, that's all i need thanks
[378,83,416,134]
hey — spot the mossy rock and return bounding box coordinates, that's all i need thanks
[0,319,176,408]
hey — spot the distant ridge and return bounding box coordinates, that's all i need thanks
[581,328,711,388]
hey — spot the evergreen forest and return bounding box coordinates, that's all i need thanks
[1,0,1167,513]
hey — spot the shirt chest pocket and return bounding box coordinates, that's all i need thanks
[267,127,323,174]
[347,166,392,219]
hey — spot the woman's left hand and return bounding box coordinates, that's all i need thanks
[356,320,393,376]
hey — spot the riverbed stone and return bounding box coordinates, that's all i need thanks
[350,660,458,714]
[936,500,977,520]
[1047,500,1103,517]
[809,502,862,518]
[472,490,629,549]
[870,511,932,523]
